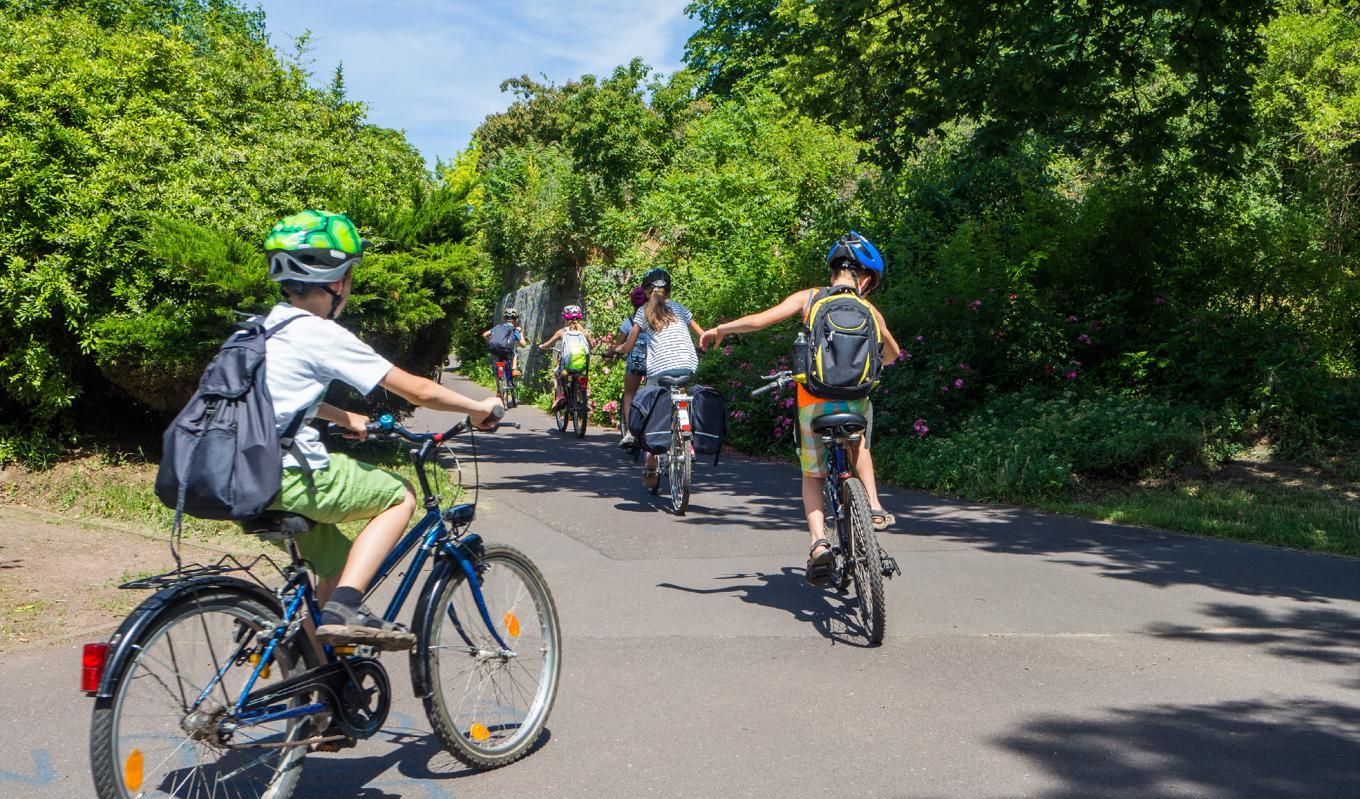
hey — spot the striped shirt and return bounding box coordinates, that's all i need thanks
[632,300,697,375]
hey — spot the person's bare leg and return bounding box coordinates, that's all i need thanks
[850,441,883,509]
[621,372,641,432]
[802,474,829,554]
[334,490,417,592]
[314,575,339,608]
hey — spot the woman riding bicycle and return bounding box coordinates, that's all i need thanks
[540,305,591,411]
[700,233,900,583]
[615,284,650,449]
[610,269,706,489]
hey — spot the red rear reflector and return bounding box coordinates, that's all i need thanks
[82,643,109,693]
[678,401,688,409]
[682,424,692,432]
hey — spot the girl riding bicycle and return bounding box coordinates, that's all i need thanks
[700,233,900,584]
[540,305,591,411]
[615,284,650,448]
[611,269,706,489]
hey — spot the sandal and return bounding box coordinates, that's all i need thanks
[805,538,834,586]
[870,508,895,532]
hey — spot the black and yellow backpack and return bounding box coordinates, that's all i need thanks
[795,286,883,400]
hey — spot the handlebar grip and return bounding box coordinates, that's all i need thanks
[751,382,778,397]
[488,404,506,421]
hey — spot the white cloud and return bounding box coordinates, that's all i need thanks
[257,0,699,165]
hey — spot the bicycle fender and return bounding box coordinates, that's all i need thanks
[407,535,484,700]
[93,576,281,700]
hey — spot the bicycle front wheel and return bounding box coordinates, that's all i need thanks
[420,545,561,769]
[843,477,886,644]
[90,588,315,799]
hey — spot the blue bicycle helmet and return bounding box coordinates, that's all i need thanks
[826,231,885,291]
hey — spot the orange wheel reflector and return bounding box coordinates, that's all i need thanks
[124,749,144,792]
[503,612,521,638]
[470,723,490,742]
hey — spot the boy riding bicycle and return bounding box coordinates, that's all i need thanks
[701,232,900,584]
[261,210,499,649]
[483,309,525,403]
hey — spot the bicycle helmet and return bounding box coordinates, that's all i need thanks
[562,304,584,320]
[503,308,520,320]
[265,210,366,284]
[640,268,671,291]
[825,231,885,291]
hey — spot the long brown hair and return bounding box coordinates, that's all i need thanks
[644,288,676,331]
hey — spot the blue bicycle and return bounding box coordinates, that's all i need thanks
[753,371,900,644]
[84,412,561,798]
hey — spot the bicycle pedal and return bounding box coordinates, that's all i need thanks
[310,735,357,753]
[881,556,901,579]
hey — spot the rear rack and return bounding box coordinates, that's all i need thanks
[119,553,282,591]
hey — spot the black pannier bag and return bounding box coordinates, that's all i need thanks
[155,315,306,522]
[628,386,672,456]
[688,386,726,464]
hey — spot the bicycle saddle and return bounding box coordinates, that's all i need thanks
[239,511,315,541]
[656,373,694,387]
[811,412,868,436]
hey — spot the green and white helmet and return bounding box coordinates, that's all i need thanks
[264,210,366,283]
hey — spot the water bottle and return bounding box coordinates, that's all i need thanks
[792,329,809,378]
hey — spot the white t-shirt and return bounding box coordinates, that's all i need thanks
[632,300,697,375]
[263,303,394,470]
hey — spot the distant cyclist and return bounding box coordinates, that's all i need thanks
[260,210,499,647]
[701,232,900,583]
[540,305,591,411]
[610,269,705,489]
[482,308,525,402]
[615,284,650,449]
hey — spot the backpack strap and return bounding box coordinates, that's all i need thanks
[801,288,823,326]
[264,313,311,453]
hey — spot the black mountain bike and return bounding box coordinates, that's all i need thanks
[753,371,900,644]
[554,356,588,439]
[84,411,561,798]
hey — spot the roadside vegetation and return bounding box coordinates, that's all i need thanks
[1,0,1356,556]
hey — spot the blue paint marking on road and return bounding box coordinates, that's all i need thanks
[0,749,54,787]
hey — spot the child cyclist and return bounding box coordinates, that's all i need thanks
[614,285,650,449]
[482,308,525,403]
[539,305,591,410]
[700,232,900,584]
[261,210,500,650]
[610,268,706,489]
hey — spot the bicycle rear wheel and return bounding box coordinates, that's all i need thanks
[668,428,691,514]
[842,477,886,644]
[419,545,561,769]
[90,588,315,799]
[572,382,587,438]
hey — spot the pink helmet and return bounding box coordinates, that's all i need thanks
[562,304,584,320]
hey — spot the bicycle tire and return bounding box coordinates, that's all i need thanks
[554,388,568,431]
[572,382,587,439]
[90,588,315,799]
[843,477,886,644]
[420,545,561,769]
[495,368,508,407]
[668,431,691,515]
[508,379,518,410]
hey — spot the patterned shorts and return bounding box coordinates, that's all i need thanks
[797,398,873,478]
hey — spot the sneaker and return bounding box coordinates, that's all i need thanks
[316,601,416,651]
[619,431,635,449]
[511,369,522,378]
[551,395,566,411]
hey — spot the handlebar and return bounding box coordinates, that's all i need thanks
[328,405,518,444]
[751,371,794,397]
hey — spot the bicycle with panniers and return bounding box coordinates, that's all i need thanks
[84,411,561,798]
[753,370,899,643]
[629,373,725,515]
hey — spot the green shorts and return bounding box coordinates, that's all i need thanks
[797,398,873,478]
[268,452,412,579]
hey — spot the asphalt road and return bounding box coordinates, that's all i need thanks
[3,375,1359,798]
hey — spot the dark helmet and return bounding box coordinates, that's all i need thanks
[825,231,885,292]
[503,308,520,320]
[640,268,671,292]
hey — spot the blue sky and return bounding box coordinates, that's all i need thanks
[255,1,701,169]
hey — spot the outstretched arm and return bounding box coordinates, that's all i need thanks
[699,290,810,349]
[380,367,500,426]
[539,329,563,350]
[612,322,642,355]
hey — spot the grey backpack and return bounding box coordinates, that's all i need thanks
[154,315,307,521]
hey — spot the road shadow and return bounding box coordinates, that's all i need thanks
[658,567,877,647]
[296,721,552,798]
[1148,602,1360,677]
[992,698,1360,799]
